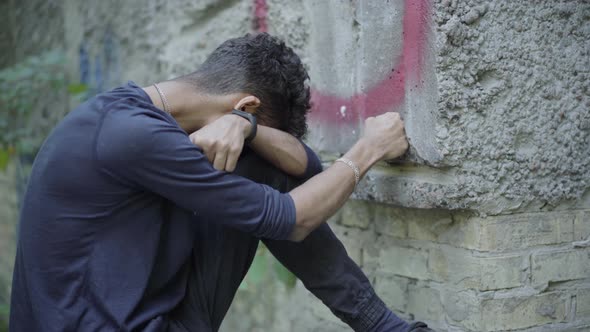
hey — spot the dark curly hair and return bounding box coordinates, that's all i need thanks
[177,33,311,138]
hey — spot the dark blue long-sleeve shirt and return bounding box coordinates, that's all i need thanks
[9,82,321,331]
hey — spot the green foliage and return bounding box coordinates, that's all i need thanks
[273,259,297,289]
[67,83,89,95]
[240,249,269,290]
[0,49,87,169]
[0,149,10,171]
[0,303,8,332]
[239,244,298,291]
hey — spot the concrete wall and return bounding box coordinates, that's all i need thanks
[1,0,589,331]
[0,162,18,322]
[300,0,590,216]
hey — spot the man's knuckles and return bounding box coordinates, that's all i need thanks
[229,145,242,155]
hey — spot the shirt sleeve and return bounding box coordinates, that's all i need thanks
[298,139,323,181]
[95,109,296,240]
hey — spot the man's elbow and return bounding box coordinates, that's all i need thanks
[287,218,314,242]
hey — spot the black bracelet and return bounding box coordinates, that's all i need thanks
[231,109,257,143]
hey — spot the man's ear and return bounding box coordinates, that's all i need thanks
[234,95,261,114]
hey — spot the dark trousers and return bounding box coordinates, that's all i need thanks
[169,150,410,332]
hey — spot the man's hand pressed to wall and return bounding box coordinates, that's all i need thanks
[363,112,409,160]
[288,111,408,241]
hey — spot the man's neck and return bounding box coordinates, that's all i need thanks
[142,81,242,134]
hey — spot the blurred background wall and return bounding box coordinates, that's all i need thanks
[1,0,589,331]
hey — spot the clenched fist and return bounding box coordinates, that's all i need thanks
[361,112,409,161]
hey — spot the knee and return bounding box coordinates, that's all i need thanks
[233,149,302,193]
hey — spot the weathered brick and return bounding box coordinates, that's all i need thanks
[340,199,372,229]
[576,288,590,317]
[361,242,382,273]
[479,255,527,290]
[532,249,590,287]
[477,212,575,251]
[574,211,590,242]
[479,292,568,331]
[332,225,367,266]
[374,204,407,238]
[407,284,444,323]
[375,242,526,291]
[375,206,481,250]
[558,325,590,332]
[441,289,480,330]
[447,291,570,331]
[407,210,482,249]
[373,275,408,312]
[377,246,429,280]
[428,247,477,286]
[433,212,481,250]
[406,211,453,242]
[429,246,526,290]
[383,211,579,252]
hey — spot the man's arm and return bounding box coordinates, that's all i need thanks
[190,118,320,178]
[99,110,406,242]
[288,113,407,241]
[249,125,317,178]
[189,112,406,241]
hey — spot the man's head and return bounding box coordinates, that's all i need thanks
[177,33,311,138]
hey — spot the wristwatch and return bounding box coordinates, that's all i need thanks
[231,109,257,144]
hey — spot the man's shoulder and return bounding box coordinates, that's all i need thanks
[96,83,174,137]
[96,102,186,166]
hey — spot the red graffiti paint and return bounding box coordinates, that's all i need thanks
[252,0,430,123]
[253,0,269,33]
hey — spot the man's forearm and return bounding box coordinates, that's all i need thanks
[288,138,381,241]
[249,125,308,177]
[286,112,407,242]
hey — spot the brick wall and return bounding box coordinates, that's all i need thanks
[222,200,590,331]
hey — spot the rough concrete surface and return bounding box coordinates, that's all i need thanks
[301,0,590,215]
[303,0,441,163]
[62,0,255,88]
[265,0,590,215]
[430,0,590,214]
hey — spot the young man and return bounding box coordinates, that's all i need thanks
[10,34,432,331]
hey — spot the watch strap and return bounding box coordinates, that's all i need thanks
[231,109,257,143]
